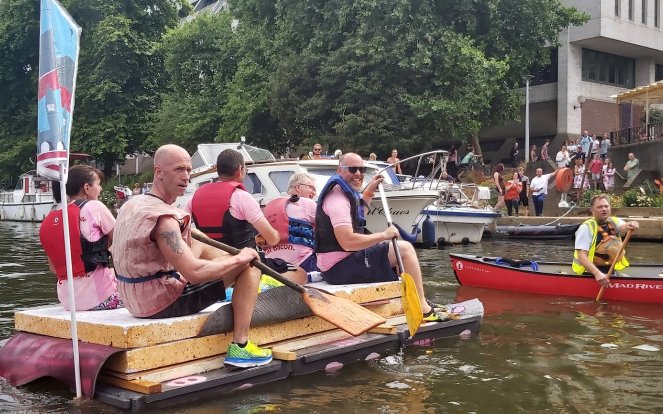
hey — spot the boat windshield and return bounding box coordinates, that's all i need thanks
[191,143,276,171]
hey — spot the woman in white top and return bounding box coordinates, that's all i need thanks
[555,145,571,168]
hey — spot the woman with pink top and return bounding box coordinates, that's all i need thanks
[39,165,123,311]
[603,161,616,192]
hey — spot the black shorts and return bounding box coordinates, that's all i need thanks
[321,243,399,285]
[146,279,226,319]
[519,192,529,206]
[258,251,297,274]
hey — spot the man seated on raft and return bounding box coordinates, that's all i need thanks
[185,148,307,285]
[315,152,445,322]
[112,144,272,368]
[572,194,639,287]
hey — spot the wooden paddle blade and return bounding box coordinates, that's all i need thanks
[302,288,386,336]
[401,272,423,337]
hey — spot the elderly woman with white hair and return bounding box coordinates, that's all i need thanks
[262,173,319,275]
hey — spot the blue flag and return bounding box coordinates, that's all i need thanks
[37,0,81,180]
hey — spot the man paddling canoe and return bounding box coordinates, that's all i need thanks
[112,144,272,368]
[572,194,639,287]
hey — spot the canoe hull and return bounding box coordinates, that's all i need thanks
[450,253,663,304]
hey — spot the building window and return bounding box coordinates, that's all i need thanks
[582,49,635,88]
[629,0,634,19]
[643,0,648,23]
[656,65,663,81]
[616,0,621,16]
[527,48,558,86]
[656,0,660,27]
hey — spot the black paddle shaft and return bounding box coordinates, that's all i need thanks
[191,230,305,294]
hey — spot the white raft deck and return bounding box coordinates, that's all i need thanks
[9,281,483,409]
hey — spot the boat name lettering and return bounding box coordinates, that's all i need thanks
[608,283,663,290]
[262,245,295,254]
[366,206,410,216]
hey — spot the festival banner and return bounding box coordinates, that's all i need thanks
[37,0,81,180]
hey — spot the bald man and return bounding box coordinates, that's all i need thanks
[315,152,444,322]
[112,144,272,368]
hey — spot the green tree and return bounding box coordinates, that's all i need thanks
[0,0,40,187]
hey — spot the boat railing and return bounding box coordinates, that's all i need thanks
[373,150,450,192]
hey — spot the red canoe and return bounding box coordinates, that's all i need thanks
[449,253,663,304]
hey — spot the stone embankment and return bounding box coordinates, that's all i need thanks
[496,207,663,241]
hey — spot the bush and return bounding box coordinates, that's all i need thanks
[579,190,623,208]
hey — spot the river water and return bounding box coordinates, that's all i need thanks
[0,221,662,413]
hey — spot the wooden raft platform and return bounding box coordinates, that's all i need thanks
[7,281,483,409]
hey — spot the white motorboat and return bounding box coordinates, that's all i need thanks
[0,171,55,222]
[175,142,439,234]
[415,182,499,245]
[373,156,499,245]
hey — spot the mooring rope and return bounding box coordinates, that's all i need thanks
[500,201,578,227]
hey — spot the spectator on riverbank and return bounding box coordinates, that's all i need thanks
[556,144,571,168]
[447,145,458,178]
[589,154,603,190]
[540,140,550,161]
[580,131,592,158]
[599,133,611,160]
[504,172,522,216]
[529,145,538,163]
[509,142,519,167]
[312,143,324,160]
[603,161,616,192]
[517,166,529,216]
[623,152,640,180]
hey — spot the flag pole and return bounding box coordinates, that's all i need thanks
[58,162,82,399]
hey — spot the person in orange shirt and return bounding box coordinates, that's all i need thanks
[504,172,522,216]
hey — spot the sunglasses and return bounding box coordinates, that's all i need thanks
[340,166,366,174]
[313,148,322,151]
[298,183,317,192]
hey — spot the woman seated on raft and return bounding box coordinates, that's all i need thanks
[39,165,124,311]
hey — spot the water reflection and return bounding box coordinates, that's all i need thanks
[0,223,661,412]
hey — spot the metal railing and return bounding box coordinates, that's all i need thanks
[611,121,663,145]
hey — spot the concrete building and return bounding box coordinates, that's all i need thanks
[480,0,663,163]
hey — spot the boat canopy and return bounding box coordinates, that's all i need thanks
[191,143,276,171]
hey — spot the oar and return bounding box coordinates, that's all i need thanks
[595,229,633,302]
[191,229,386,336]
[377,182,423,337]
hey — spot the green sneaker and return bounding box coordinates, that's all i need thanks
[224,340,273,368]
[423,308,449,323]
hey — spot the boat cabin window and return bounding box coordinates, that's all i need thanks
[269,171,294,194]
[242,173,264,195]
[191,152,206,171]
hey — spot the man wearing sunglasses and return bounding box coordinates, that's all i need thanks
[186,149,307,285]
[311,144,324,160]
[315,153,444,322]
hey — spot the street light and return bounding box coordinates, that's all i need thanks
[523,75,534,163]
[573,95,586,110]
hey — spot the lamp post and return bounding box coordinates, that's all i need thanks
[523,75,534,163]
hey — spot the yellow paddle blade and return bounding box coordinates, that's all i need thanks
[401,272,423,337]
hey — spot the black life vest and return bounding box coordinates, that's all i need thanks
[39,200,110,281]
[315,175,367,253]
[190,181,256,248]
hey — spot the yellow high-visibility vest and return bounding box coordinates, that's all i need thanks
[572,217,629,275]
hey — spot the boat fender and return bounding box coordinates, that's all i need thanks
[422,215,435,248]
[555,168,573,192]
[394,223,419,243]
[495,257,539,271]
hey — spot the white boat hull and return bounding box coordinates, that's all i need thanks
[365,192,439,235]
[416,206,500,244]
[0,201,54,222]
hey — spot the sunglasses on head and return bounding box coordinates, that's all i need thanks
[340,165,366,174]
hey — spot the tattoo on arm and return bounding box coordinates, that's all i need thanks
[161,230,184,255]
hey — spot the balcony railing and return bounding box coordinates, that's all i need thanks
[611,121,663,145]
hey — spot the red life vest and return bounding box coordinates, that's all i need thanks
[264,197,290,244]
[40,200,88,281]
[191,181,255,248]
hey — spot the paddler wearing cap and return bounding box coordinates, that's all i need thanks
[572,194,639,287]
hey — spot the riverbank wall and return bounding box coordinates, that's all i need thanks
[495,208,663,241]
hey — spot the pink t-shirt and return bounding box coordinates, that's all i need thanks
[316,186,357,272]
[264,198,317,265]
[56,200,118,311]
[184,188,265,225]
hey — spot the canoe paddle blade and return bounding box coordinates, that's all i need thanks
[302,288,386,336]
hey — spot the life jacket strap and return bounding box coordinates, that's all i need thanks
[115,270,181,284]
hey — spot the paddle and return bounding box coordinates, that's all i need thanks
[595,229,633,302]
[191,229,386,336]
[377,182,423,338]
